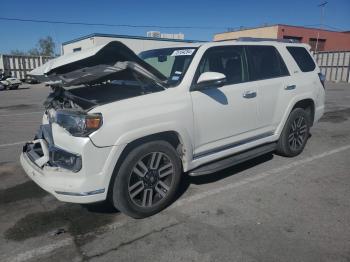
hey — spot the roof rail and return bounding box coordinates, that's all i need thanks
[236,37,300,43]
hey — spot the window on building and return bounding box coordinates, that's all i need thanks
[309,38,326,51]
[286,46,316,72]
[246,46,289,81]
[73,47,82,52]
[283,36,302,42]
[197,46,247,85]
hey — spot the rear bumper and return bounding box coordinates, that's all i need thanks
[314,105,325,124]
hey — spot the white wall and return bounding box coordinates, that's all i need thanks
[62,37,95,55]
[62,36,194,55]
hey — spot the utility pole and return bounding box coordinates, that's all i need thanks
[315,1,328,53]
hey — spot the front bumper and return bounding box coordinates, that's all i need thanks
[20,124,118,203]
[20,152,106,203]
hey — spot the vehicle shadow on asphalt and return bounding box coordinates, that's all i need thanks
[175,153,274,201]
[82,201,118,214]
[2,153,275,242]
[81,153,274,214]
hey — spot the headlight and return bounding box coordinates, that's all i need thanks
[55,110,103,137]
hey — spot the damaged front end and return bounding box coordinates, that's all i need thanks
[23,124,82,172]
[20,41,171,201]
[23,41,168,171]
[31,41,168,112]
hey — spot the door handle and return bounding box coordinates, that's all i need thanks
[285,85,296,90]
[243,91,257,99]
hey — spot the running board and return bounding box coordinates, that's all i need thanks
[189,142,277,176]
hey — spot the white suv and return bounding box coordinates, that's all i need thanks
[20,39,325,218]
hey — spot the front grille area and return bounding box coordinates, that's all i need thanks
[37,124,54,147]
[23,124,82,172]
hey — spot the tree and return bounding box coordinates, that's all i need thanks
[9,36,56,57]
[27,48,40,56]
[37,36,55,57]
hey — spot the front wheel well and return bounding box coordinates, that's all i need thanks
[107,131,184,201]
[125,131,182,153]
[292,99,315,125]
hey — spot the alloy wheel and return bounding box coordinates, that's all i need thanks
[288,116,307,151]
[128,152,174,208]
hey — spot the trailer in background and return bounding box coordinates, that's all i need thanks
[0,54,52,80]
[314,51,350,83]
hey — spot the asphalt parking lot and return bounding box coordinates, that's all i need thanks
[1,82,350,262]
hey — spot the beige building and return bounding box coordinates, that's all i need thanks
[214,24,350,52]
[214,25,279,41]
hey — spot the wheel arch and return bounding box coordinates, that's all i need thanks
[276,96,316,136]
[291,98,315,125]
[106,130,189,201]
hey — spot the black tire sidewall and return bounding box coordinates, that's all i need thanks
[277,108,311,157]
[111,140,182,218]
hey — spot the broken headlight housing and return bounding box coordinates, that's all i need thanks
[50,147,82,172]
[54,110,103,137]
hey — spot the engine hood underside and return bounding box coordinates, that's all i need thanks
[29,41,167,88]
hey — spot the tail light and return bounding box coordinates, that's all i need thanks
[318,73,325,89]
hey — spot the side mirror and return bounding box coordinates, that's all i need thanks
[195,72,226,90]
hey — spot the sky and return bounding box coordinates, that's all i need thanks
[0,0,349,54]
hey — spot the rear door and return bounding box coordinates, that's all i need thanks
[245,45,291,133]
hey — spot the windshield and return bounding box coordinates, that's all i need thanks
[139,47,197,86]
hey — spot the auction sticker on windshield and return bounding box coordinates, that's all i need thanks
[171,49,195,56]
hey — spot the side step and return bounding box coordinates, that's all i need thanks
[189,142,277,176]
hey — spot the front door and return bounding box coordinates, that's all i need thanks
[190,46,259,157]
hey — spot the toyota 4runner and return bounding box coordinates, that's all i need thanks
[20,39,325,218]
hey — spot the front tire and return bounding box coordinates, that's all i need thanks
[276,108,311,157]
[110,140,182,218]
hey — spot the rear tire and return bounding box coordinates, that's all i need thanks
[110,140,182,218]
[276,108,311,157]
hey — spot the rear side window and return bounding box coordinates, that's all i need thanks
[246,46,289,81]
[286,46,316,72]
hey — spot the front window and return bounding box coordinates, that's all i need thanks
[139,47,197,86]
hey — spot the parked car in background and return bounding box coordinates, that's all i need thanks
[24,75,39,84]
[21,39,325,218]
[0,77,22,90]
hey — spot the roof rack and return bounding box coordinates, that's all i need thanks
[236,37,300,43]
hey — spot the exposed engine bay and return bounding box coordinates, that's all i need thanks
[30,41,170,112]
[44,79,165,112]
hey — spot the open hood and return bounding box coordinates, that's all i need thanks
[30,41,168,88]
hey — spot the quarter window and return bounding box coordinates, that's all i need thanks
[246,46,289,81]
[73,47,82,52]
[197,46,247,85]
[286,46,316,72]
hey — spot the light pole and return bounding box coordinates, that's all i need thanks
[315,1,328,53]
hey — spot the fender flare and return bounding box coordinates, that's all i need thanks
[275,94,315,136]
[106,122,194,172]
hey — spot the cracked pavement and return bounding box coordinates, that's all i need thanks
[0,82,350,262]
